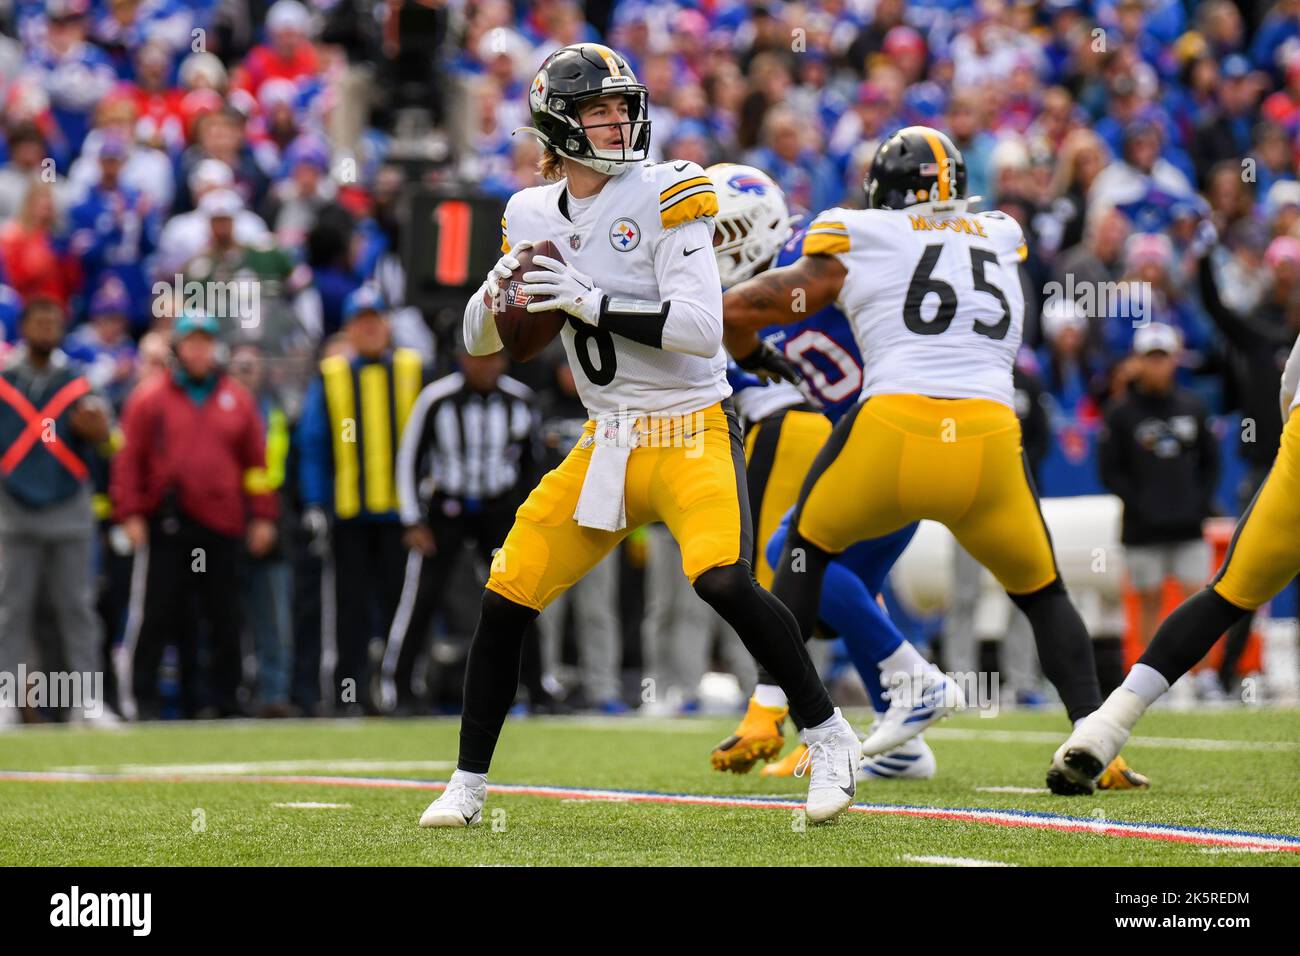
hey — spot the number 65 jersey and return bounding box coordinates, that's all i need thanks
[807,206,1028,408]
[498,159,731,419]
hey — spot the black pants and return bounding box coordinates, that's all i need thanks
[387,499,546,709]
[132,516,243,718]
[290,522,325,714]
[331,520,407,710]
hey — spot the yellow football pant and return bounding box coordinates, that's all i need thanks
[1213,407,1300,610]
[794,393,1059,595]
[488,402,750,611]
[743,407,832,589]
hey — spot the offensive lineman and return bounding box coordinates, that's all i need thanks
[418,43,861,828]
[704,162,962,781]
[728,127,1127,793]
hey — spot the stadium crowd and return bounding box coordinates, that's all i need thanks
[0,0,1298,722]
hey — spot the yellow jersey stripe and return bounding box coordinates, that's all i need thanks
[660,191,719,230]
[1016,241,1029,262]
[659,176,711,204]
[920,130,950,201]
[802,232,851,256]
[809,221,848,232]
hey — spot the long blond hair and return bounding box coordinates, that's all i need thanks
[539,146,565,182]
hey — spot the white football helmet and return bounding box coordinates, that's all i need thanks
[706,163,798,289]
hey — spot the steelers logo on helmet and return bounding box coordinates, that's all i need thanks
[518,43,652,176]
[865,126,967,210]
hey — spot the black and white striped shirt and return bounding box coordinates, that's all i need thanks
[397,372,540,523]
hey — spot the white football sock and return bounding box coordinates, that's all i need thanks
[450,769,487,789]
[806,707,844,735]
[752,684,788,708]
[1117,663,1170,711]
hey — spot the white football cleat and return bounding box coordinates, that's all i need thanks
[860,669,965,757]
[419,780,486,828]
[796,707,859,824]
[857,733,936,782]
[1047,710,1132,796]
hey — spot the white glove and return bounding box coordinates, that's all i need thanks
[484,240,534,301]
[521,255,603,326]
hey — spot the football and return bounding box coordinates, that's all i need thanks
[489,239,569,362]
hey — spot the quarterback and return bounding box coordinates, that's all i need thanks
[728,127,1140,794]
[418,44,861,828]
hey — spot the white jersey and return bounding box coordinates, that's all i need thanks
[807,203,1028,408]
[496,159,731,419]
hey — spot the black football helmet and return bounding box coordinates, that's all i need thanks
[523,43,651,174]
[865,126,968,210]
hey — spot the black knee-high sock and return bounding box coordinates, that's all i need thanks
[1139,588,1249,686]
[458,590,538,774]
[1009,579,1101,723]
[695,563,835,728]
[1217,611,1254,691]
[1092,636,1126,697]
[766,530,837,730]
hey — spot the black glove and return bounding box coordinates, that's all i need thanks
[736,341,804,385]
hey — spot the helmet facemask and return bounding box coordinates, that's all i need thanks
[560,89,651,175]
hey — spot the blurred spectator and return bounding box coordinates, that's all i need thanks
[296,288,428,713]
[155,161,272,279]
[229,343,296,718]
[27,0,118,162]
[745,105,840,214]
[1099,323,1218,646]
[0,296,112,724]
[232,0,322,100]
[112,311,277,719]
[66,132,161,328]
[62,277,137,407]
[0,181,80,308]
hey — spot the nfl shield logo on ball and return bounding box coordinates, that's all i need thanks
[505,281,530,308]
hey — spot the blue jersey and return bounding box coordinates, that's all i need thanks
[736,226,866,424]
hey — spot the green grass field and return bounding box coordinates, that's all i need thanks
[1,707,1297,866]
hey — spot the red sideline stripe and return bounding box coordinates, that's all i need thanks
[3,771,1297,853]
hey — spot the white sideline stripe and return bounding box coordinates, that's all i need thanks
[51,759,456,775]
[976,786,1051,794]
[927,727,1300,753]
[904,854,1016,867]
[4,771,1297,853]
[273,802,352,809]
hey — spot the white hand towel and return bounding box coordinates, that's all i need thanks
[573,415,637,531]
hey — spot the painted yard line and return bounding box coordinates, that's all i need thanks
[51,759,456,775]
[976,786,1051,794]
[926,727,1300,753]
[903,854,1015,867]
[273,802,352,809]
[2,770,1297,853]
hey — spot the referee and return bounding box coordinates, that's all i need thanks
[381,345,549,713]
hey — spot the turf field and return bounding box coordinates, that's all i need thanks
[1,707,1297,866]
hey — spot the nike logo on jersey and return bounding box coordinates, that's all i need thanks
[673,162,690,172]
[683,247,702,256]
